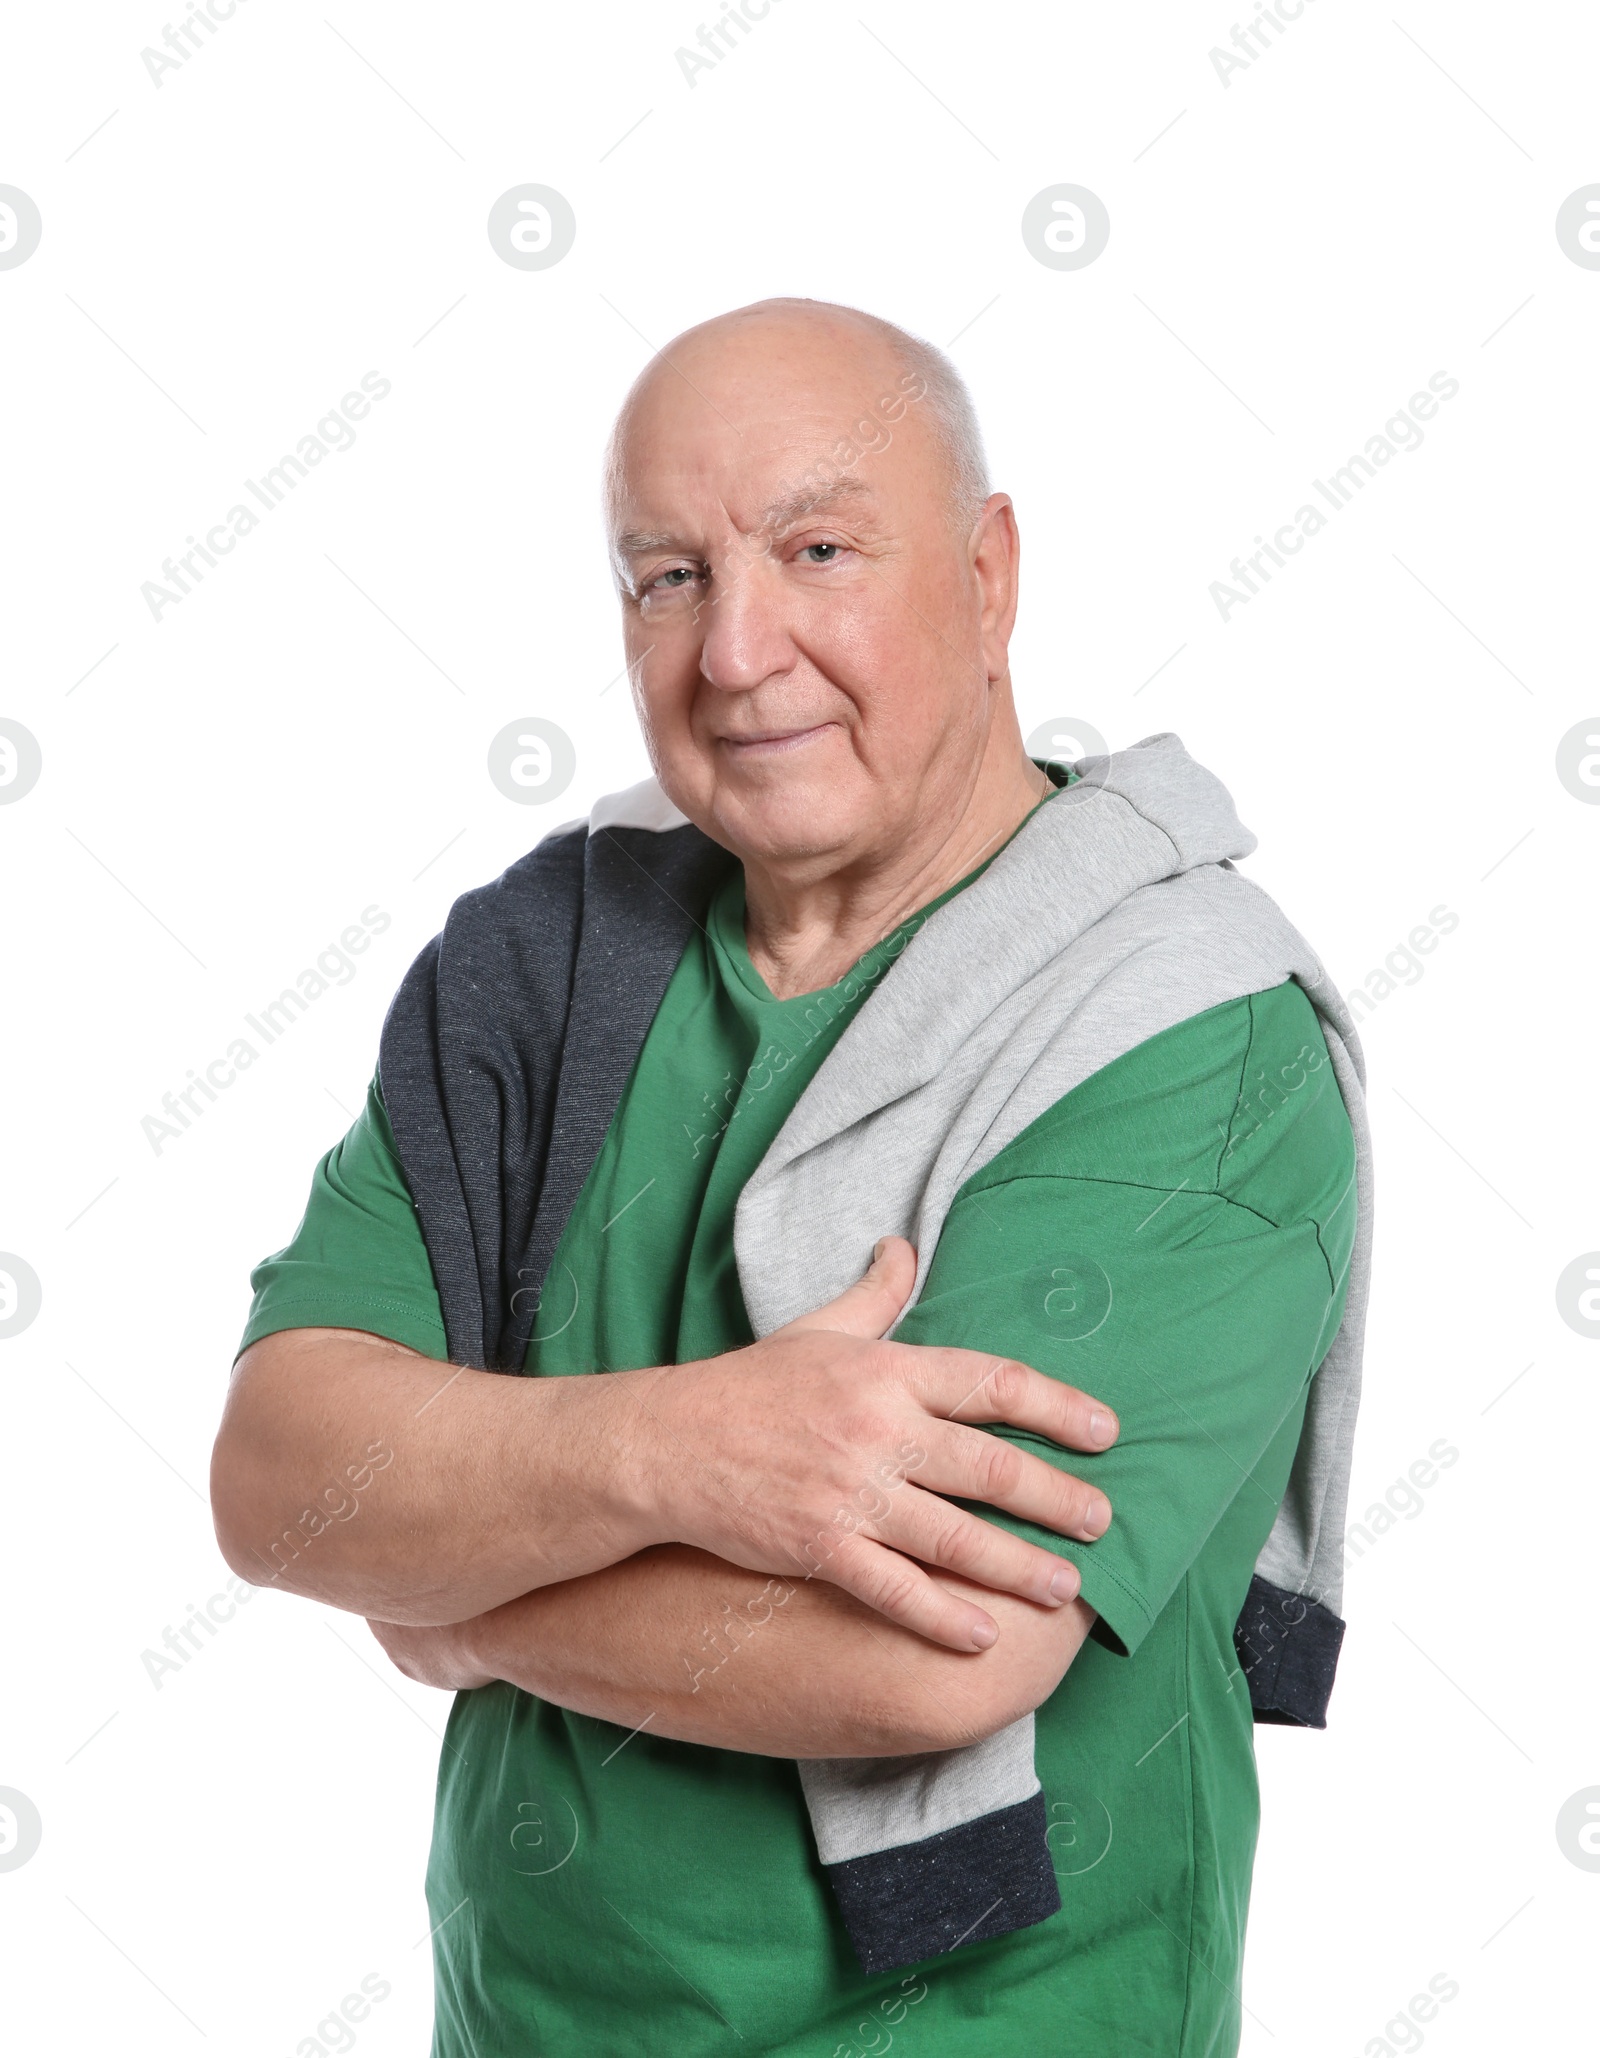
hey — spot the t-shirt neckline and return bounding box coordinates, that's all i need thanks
[713,772,1063,1006]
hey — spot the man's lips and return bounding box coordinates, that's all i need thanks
[715,722,835,757]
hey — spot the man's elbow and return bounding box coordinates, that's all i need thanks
[209,1429,288,1590]
[208,1332,372,1598]
[209,1379,352,1597]
[879,1597,1094,1754]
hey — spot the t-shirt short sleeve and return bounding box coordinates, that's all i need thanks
[238,1076,449,1363]
[890,983,1357,1657]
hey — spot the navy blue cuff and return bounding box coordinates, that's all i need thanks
[824,1791,1061,1974]
[1233,1572,1345,1728]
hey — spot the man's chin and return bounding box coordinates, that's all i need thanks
[701,779,864,868]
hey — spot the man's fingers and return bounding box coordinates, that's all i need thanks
[909,1346,1120,1452]
[819,1532,1003,1654]
[876,1488,1083,1609]
[780,1235,917,1342]
[916,1422,1113,1543]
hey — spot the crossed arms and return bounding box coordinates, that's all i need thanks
[210,1239,1113,1757]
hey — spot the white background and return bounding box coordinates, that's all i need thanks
[2,1,1596,2051]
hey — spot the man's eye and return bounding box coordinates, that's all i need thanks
[643,565,704,598]
[799,543,841,564]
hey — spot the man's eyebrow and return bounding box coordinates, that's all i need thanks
[612,478,880,561]
[614,529,684,556]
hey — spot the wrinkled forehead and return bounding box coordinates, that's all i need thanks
[607,331,933,544]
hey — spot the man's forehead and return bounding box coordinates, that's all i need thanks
[606,311,940,546]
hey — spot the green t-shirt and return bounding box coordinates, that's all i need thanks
[243,832,1355,2058]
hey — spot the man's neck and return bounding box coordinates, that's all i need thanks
[741,735,1054,1001]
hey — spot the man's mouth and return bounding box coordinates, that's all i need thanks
[716,722,834,758]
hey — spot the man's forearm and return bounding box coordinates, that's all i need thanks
[373,1545,1094,1757]
[212,1328,654,1623]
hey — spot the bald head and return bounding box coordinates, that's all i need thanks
[604,298,989,553]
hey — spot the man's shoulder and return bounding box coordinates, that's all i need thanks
[418,775,720,973]
[585,773,690,836]
[969,984,1263,1196]
[967,976,1350,1227]
[505,769,691,850]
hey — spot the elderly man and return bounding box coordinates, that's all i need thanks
[212,299,1369,2057]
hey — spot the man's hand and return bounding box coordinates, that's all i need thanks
[619,1236,1116,1652]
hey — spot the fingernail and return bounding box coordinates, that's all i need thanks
[871,1238,888,1264]
[1050,1567,1080,1603]
[1090,1409,1117,1444]
[970,1620,998,1649]
[1083,1497,1111,1537]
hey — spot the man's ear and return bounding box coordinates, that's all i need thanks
[971,493,1020,684]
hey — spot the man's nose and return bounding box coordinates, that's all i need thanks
[696,547,797,691]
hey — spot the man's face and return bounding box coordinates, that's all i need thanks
[607,312,1012,872]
